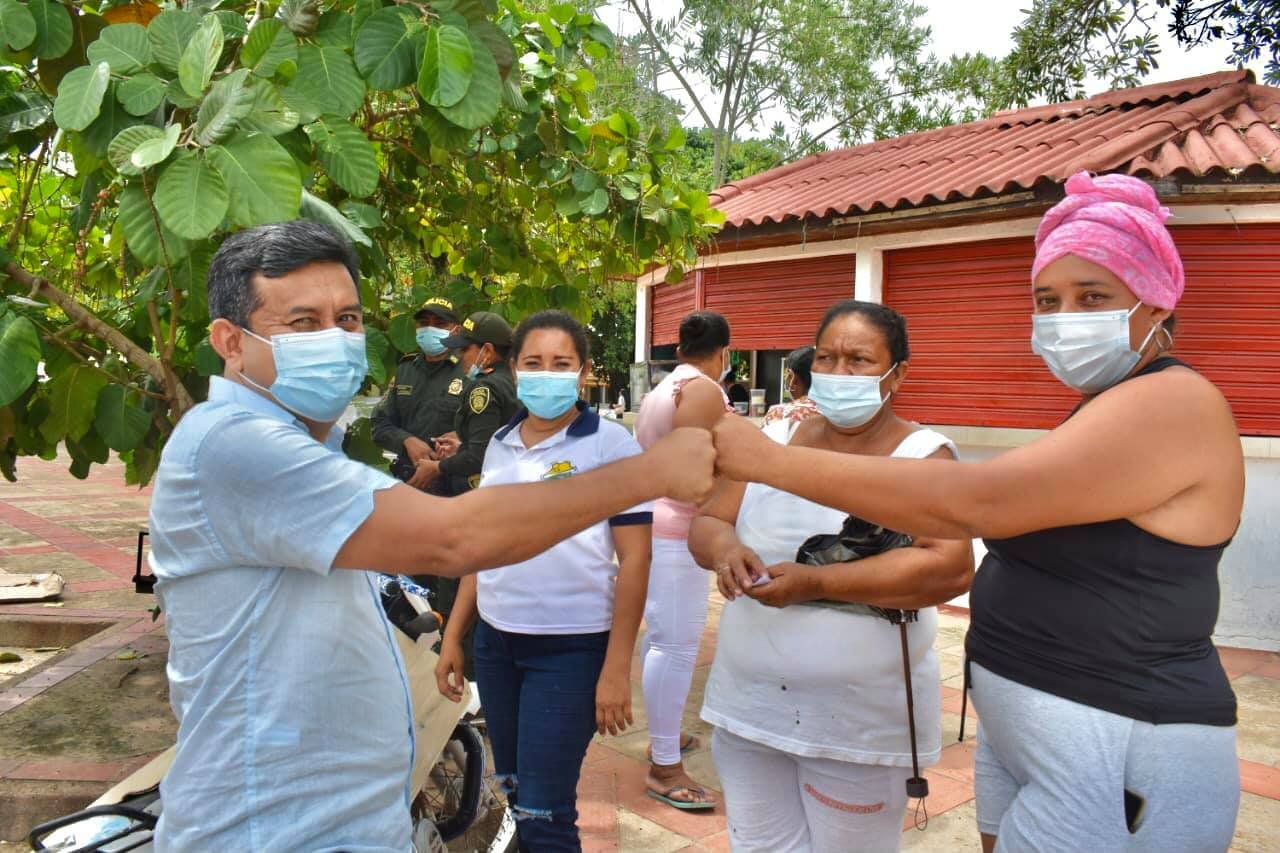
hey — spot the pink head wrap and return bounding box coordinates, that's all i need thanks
[1032,171,1185,310]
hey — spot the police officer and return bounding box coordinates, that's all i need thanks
[416,310,519,495]
[370,297,466,493]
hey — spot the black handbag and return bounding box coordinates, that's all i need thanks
[794,514,930,810]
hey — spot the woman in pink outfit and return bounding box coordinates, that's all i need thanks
[634,310,735,810]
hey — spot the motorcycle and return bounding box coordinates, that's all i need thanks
[26,536,514,853]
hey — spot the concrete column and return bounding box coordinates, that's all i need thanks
[633,282,649,364]
[854,248,884,303]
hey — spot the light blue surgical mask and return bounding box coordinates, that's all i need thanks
[517,369,581,420]
[809,364,897,428]
[239,326,367,422]
[416,326,450,356]
[1031,303,1161,394]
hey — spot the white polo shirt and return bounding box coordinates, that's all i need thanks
[476,403,653,635]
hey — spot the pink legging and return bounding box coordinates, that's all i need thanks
[642,537,711,766]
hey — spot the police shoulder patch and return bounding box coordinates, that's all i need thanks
[469,386,490,414]
[447,378,464,396]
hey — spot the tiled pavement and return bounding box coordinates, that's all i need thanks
[3,456,1280,850]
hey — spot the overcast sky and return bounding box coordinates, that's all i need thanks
[600,0,1266,137]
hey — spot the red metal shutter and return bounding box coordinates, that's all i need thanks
[649,276,696,347]
[885,237,1076,429]
[1170,224,1280,437]
[702,254,857,350]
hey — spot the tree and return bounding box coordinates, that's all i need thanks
[998,0,1278,107]
[620,0,1003,188]
[0,0,723,484]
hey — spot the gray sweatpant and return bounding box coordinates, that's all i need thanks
[971,662,1239,853]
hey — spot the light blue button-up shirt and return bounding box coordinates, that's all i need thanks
[148,376,414,852]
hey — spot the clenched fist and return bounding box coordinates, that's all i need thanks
[648,427,716,504]
[712,415,780,483]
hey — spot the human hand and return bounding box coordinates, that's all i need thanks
[712,415,780,483]
[595,665,633,736]
[407,458,439,490]
[712,544,767,601]
[649,427,715,504]
[432,433,460,459]
[744,562,821,608]
[404,436,433,466]
[434,639,466,702]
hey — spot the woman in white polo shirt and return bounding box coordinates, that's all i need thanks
[435,310,653,853]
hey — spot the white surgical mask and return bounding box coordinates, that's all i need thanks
[239,326,367,421]
[1031,304,1161,394]
[809,364,897,428]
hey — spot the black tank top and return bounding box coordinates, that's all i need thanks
[965,357,1237,726]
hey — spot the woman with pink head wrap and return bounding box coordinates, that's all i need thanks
[704,171,1245,851]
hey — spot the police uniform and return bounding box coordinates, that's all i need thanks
[370,298,466,486]
[437,312,520,497]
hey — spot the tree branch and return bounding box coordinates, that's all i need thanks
[625,0,717,130]
[6,138,50,252]
[2,260,195,415]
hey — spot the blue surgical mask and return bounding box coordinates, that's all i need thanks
[1032,304,1161,394]
[517,369,581,419]
[240,326,367,422]
[809,364,897,428]
[416,326,450,356]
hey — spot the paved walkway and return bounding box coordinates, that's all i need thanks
[2,456,1279,851]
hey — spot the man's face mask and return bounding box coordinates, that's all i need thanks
[240,326,367,422]
[416,326,450,356]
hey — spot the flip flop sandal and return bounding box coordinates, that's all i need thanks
[646,785,716,811]
[646,734,700,763]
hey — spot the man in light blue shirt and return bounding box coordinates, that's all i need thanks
[147,221,716,851]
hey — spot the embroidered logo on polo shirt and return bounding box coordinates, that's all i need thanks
[468,474,482,489]
[541,461,578,480]
[447,378,463,395]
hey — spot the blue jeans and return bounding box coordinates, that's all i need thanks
[473,620,609,853]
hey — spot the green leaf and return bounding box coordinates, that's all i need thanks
[178,15,224,98]
[165,79,200,110]
[365,327,390,386]
[81,85,141,157]
[419,103,472,149]
[419,24,473,108]
[305,115,378,197]
[354,6,420,92]
[276,0,321,37]
[437,32,499,130]
[86,23,151,75]
[241,18,296,78]
[534,13,562,48]
[156,153,228,240]
[299,189,371,246]
[571,168,597,193]
[208,133,301,227]
[193,338,222,376]
[94,384,150,451]
[386,312,416,352]
[29,0,72,59]
[107,123,164,175]
[213,10,248,41]
[130,122,180,169]
[0,0,36,50]
[586,21,614,51]
[548,3,575,24]
[0,90,52,136]
[342,416,389,471]
[293,44,364,117]
[339,200,380,229]
[53,61,110,131]
[241,78,300,136]
[0,314,41,407]
[118,182,189,266]
[663,124,686,151]
[581,186,608,216]
[195,68,255,146]
[313,8,353,49]
[117,73,166,116]
[41,364,108,443]
[148,10,198,74]
[470,20,514,79]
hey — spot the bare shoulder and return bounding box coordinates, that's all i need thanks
[1086,363,1235,432]
[676,375,725,407]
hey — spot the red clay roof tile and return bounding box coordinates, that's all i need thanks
[712,71,1280,227]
